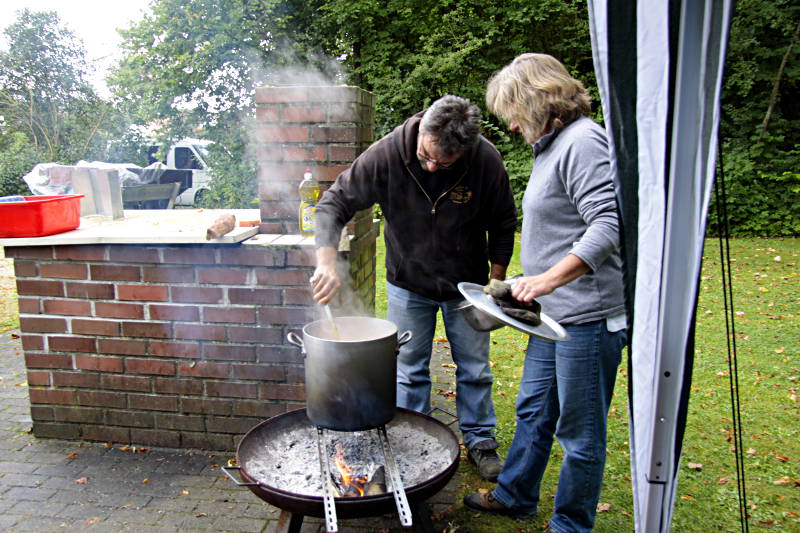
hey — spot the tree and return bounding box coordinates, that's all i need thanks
[317,0,593,134]
[708,0,800,236]
[0,9,119,164]
[108,0,333,207]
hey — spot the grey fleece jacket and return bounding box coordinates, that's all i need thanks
[521,116,625,325]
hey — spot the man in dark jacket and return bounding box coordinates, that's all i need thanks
[312,95,517,481]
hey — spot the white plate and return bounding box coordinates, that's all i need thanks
[457,282,570,342]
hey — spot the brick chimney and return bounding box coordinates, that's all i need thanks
[254,85,378,312]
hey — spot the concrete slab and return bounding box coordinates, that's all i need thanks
[0,209,261,247]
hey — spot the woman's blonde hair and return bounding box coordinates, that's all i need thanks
[486,53,591,141]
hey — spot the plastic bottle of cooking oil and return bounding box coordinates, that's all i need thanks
[298,168,320,236]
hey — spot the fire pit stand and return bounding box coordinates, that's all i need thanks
[223,408,459,533]
[271,501,436,533]
[316,425,412,531]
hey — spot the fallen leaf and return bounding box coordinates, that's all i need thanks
[75,477,88,484]
[687,462,703,471]
[181,490,190,495]
[786,512,800,518]
[84,518,99,525]
[597,503,612,513]
[66,452,78,459]
[142,478,150,484]
[717,477,732,485]
[680,494,697,501]
[772,477,796,485]
[747,448,758,456]
[775,347,785,354]
[773,453,790,462]
[621,510,632,517]
[196,513,208,518]
[477,488,490,494]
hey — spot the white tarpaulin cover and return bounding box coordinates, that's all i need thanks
[588,1,734,531]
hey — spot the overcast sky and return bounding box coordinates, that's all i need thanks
[0,0,152,96]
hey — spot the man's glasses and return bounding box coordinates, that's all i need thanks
[417,150,456,169]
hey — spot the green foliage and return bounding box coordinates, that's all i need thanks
[318,0,592,133]
[200,134,259,209]
[715,0,800,235]
[708,146,800,237]
[0,131,39,196]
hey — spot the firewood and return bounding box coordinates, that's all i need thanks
[206,214,236,240]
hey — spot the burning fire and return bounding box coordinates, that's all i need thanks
[333,443,369,497]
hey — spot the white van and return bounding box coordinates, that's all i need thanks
[147,138,213,206]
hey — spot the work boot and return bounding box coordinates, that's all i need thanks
[463,492,537,520]
[467,439,503,481]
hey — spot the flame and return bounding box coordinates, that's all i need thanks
[333,443,369,497]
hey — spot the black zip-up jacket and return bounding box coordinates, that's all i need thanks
[315,111,518,301]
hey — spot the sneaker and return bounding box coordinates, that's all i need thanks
[463,492,536,520]
[467,439,503,481]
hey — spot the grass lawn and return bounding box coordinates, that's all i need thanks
[374,232,799,532]
[1,235,797,532]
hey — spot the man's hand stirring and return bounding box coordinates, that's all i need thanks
[311,246,341,305]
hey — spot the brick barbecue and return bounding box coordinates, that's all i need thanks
[3,86,378,451]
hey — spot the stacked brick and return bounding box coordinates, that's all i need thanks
[9,243,315,451]
[254,84,378,314]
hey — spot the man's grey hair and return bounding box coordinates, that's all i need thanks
[420,95,481,156]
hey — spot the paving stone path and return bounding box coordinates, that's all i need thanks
[0,329,463,532]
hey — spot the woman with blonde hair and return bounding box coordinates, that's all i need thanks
[464,53,627,533]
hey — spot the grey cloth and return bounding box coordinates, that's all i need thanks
[520,116,625,325]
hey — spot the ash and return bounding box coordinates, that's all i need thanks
[245,421,455,497]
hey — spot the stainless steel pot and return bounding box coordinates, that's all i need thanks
[287,316,412,431]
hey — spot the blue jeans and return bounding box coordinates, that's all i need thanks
[492,320,626,533]
[386,282,496,449]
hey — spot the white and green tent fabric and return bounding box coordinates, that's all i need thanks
[588,1,735,531]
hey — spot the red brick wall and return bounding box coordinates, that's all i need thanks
[9,243,315,451]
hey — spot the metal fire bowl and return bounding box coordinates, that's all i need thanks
[232,408,460,519]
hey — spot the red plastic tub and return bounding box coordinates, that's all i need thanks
[0,195,84,238]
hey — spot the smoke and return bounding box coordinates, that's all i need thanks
[245,47,374,319]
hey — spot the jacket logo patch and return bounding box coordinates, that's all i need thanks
[449,186,472,204]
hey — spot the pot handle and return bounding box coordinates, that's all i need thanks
[397,330,413,347]
[286,332,305,351]
[221,465,259,487]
